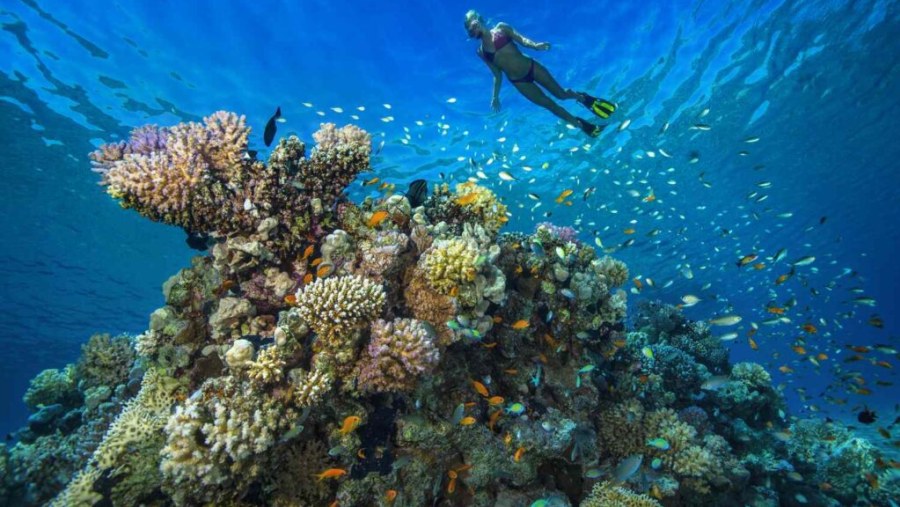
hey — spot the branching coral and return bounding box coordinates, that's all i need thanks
[294,274,385,349]
[355,318,440,393]
[581,481,662,507]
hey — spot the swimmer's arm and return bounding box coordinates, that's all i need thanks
[483,58,503,101]
[498,23,549,50]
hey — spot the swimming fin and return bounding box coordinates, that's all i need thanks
[579,94,617,119]
[577,118,605,138]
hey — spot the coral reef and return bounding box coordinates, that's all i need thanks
[3,112,890,507]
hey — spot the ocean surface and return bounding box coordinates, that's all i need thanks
[1,0,898,476]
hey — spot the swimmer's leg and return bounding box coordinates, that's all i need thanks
[532,61,580,100]
[512,82,602,137]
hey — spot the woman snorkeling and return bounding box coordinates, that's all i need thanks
[464,10,615,137]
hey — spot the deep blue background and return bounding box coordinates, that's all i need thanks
[1,0,898,441]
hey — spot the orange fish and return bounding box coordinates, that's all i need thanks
[767,306,785,315]
[301,244,315,260]
[513,446,526,462]
[623,228,636,235]
[284,294,297,306]
[503,368,518,375]
[363,176,380,186]
[537,353,549,364]
[492,315,504,323]
[215,279,236,297]
[384,489,398,503]
[792,345,807,355]
[775,273,791,285]
[357,449,366,459]
[481,342,498,349]
[367,210,390,228]
[563,200,573,206]
[543,334,558,348]
[748,337,759,350]
[874,360,892,369]
[643,193,656,203]
[736,254,758,267]
[449,286,459,297]
[316,468,348,481]
[779,365,794,374]
[488,409,502,431]
[503,432,513,446]
[317,264,333,278]
[633,277,643,290]
[848,345,872,353]
[856,388,873,395]
[303,273,314,285]
[310,257,323,267]
[487,396,504,406]
[816,353,828,361]
[460,416,477,426]
[456,193,477,206]
[471,380,489,397]
[447,476,457,493]
[819,482,833,492]
[339,415,361,435]
[802,323,818,334]
[753,262,766,270]
[511,319,529,330]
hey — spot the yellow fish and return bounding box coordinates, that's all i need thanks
[511,319,529,330]
[554,189,573,204]
[456,193,478,205]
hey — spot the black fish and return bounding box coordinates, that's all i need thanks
[405,179,428,207]
[264,106,281,147]
[858,407,877,425]
[819,216,827,225]
[185,231,213,251]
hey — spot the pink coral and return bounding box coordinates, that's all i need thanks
[355,318,440,393]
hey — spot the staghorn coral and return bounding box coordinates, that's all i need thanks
[355,318,440,393]
[581,481,662,507]
[246,346,285,384]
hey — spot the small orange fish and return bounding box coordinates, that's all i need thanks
[555,189,574,203]
[848,345,871,353]
[638,374,649,384]
[563,200,573,206]
[487,396,504,406]
[513,265,523,275]
[779,365,794,374]
[492,315,504,323]
[463,402,478,408]
[736,254,758,267]
[816,353,828,361]
[456,193,477,206]
[460,416,477,426]
[537,353,549,364]
[748,337,759,350]
[367,210,390,228]
[384,489,398,503]
[792,345,807,355]
[329,501,339,507]
[303,273,314,285]
[819,482,833,492]
[513,446,526,462]
[753,262,766,270]
[543,334,557,348]
[623,228,636,235]
[471,380,489,397]
[503,432,513,446]
[447,476,457,493]
[449,286,459,297]
[767,306,785,315]
[284,294,297,306]
[455,464,473,473]
[363,176,380,186]
[856,388,873,395]
[301,244,315,260]
[481,342,498,349]
[315,468,348,481]
[802,323,818,334]
[643,193,656,203]
[511,319,529,330]
[503,368,518,375]
[632,277,643,290]
[868,315,884,328]
[357,449,366,459]
[488,409,502,431]
[310,257,324,267]
[339,415,361,435]
[317,264,333,278]
[874,360,892,369]
[775,273,791,285]
[215,279,236,297]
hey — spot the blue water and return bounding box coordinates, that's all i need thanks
[1,0,898,449]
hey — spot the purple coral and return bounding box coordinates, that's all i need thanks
[536,222,579,243]
[356,318,440,393]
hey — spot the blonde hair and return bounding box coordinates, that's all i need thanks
[464,9,483,30]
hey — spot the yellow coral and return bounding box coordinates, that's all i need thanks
[294,275,385,344]
[453,182,508,235]
[581,481,662,507]
[291,368,332,407]
[421,238,480,295]
[247,346,286,384]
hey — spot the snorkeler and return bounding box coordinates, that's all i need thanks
[464,10,616,137]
